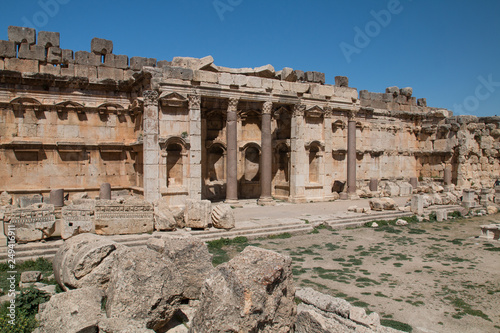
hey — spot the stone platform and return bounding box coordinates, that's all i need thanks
[0,197,462,262]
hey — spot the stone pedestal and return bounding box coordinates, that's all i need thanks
[495,186,500,204]
[436,210,448,222]
[462,189,476,210]
[188,94,202,199]
[411,194,424,215]
[479,188,490,207]
[479,224,500,240]
[339,192,348,200]
[369,178,378,192]
[258,101,275,206]
[347,119,356,195]
[225,98,239,203]
[50,189,64,207]
[143,90,160,203]
[409,177,418,189]
[99,183,111,200]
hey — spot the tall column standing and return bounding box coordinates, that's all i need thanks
[323,107,334,200]
[143,90,161,203]
[188,94,202,199]
[290,103,306,203]
[225,97,239,203]
[258,101,274,205]
[347,111,357,197]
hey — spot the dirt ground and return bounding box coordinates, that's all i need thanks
[220,215,500,333]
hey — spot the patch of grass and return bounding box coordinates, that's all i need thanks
[484,246,500,252]
[448,297,491,321]
[380,319,413,332]
[352,301,370,308]
[408,229,426,234]
[325,243,340,251]
[268,233,292,239]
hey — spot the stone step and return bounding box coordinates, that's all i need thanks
[197,226,315,242]
[192,224,314,241]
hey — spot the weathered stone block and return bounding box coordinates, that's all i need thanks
[163,66,193,81]
[37,31,60,48]
[18,195,43,208]
[335,75,349,87]
[75,50,100,66]
[18,44,45,61]
[8,26,36,45]
[0,191,13,206]
[97,66,124,80]
[281,67,296,81]
[211,203,235,230]
[0,40,16,58]
[46,47,62,64]
[61,49,74,64]
[21,271,41,283]
[400,87,413,97]
[296,287,350,318]
[253,64,275,78]
[184,199,211,229]
[130,56,157,70]
[75,64,97,79]
[417,98,427,107]
[218,72,233,85]
[305,71,325,83]
[106,247,183,330]
[61,205,95,239]
[147,234,214,299]
[8,204,56,242]
[0,58,4,70]
[103,53,128,69]
[153,200,177,231]
[193,69,218,83]
[91,37,113,54]
[94,200,154,235]
[385,86,399,96]
[293,70,305,81]
[191,247,296,332]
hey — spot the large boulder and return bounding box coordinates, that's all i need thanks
[211,204,235,230]
[35,287,103,333]
[384,182,400,197]
[154,200,177,231]
[106,247,184,331]
[190,246,296,332]
[295,303,356,333]
[369,198,384,211]
[53,233,126,291]
[184,199,211,229]
[147,234,214,299]
[422,194,433,208]
[381,197,397,210]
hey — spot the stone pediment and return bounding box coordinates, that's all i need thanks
[273,106,290,119]
[97,103,125,115]
[159,92,187,107]
[10,97,42,112]
[56,101,85,113]
[305,105,324,118]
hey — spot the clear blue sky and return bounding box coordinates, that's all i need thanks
[1,0,499,117]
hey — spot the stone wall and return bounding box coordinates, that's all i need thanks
[1,25,499,205]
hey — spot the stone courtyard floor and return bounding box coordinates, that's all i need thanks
[210,213,500,333]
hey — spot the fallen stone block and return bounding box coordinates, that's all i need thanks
[21,271,41,283]
[94,199,154,235]
[147,234,213,299]
[296,287,350,318]
[184,199,211,229]
[35,287,103,333]
[350,306,380,329]
[0,191,12,206]
[211,203,235,230]
[106,247,184,331]
[7,204,56,242]
[53,233,126,291]
[61,204,95,239]
[190,246,296,332]
[154,200,177,231]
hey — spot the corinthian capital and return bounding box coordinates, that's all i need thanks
[228,97,239,112]
[293,103,306,117]
[143,90,159,107]
[188,94,201,109]
[262,101,273,115]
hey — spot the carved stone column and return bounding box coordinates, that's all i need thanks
[323,107,335,200]
[347,111,357,197]
[143,90,160,203]
[188,94,202,199]
[258,101,274,206]
[290,103,306,203]
[225,97,239,203]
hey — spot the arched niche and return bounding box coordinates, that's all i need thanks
[239,143,261,199]
[306,141,325,184]
[160,137,189,189]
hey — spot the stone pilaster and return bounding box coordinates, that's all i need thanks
[226,97,239,203]
[290,103,306,203]
[323,107,334,200]
[258,101,274,206]
[143,90,160,203]
[188,94,202,199]
[347,111,357,197]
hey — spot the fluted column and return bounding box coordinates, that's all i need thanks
[188,94,202,199]
[323,107,334,200]
[347,111,357,196]
[290,103,306,203]
[258,101,274,205]
[143,90,160,203]
[225,97,239,203]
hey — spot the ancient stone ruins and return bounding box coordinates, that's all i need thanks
[34,232,404,332]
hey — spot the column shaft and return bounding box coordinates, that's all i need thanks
[226,98,239,202]
[258,101,273,205]
[143,90,160,203]
[188,94,202,199]
[347,119,356,195]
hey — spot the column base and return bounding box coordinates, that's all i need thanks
[257,197,275,206]
[224,199,243,208]
[290,196,307,204]
[348,193,360,200]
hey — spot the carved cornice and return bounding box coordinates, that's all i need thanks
[324,106,333,118]
[143,90,159,107]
